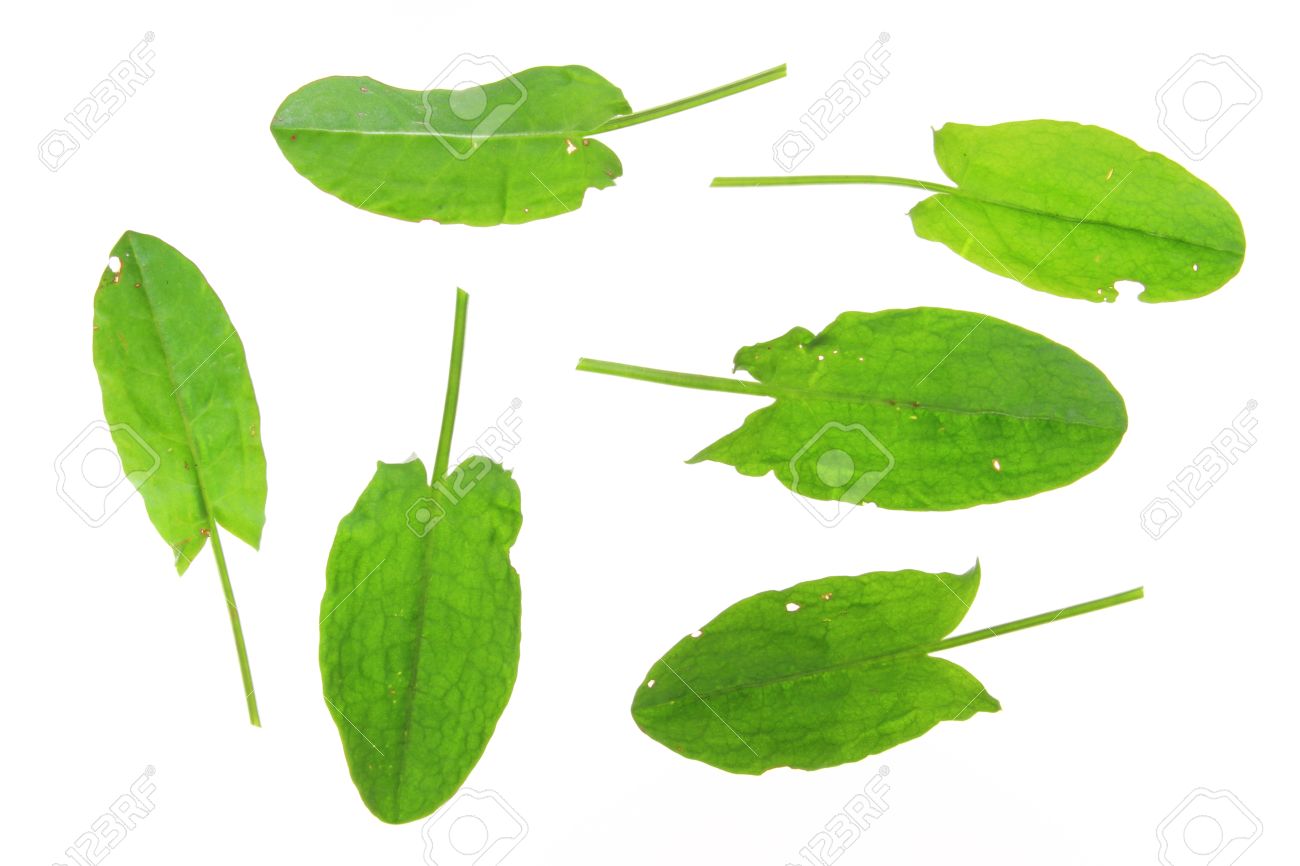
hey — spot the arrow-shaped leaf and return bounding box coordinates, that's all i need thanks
[320,290,524,823]
[715,120,1245,303]
[579,307,1127,511]
[633,563,1142,774]
[92,231,267,725]
[272,63,785,226]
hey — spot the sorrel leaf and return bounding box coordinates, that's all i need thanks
[632,563,1141,774]
[272,63,784,226]
[320,290,524,823]
[714,120,1244,302]
[579,307,1126,511]
[93,230,266,725]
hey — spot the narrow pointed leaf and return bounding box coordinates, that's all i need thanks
[321,456,522,823]
[633,564,999,774]
[271,64,784,226]
[581,307,1127,511]
[910,120,1245,302]
[92,231,267,572]
[92,230,266,725]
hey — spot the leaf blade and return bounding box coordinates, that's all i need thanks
[92,231,267,571]
[632,565,1000,774]
[689,307,1127,511]
[910,120,1245,302]
[320,456,523,824]
[270,67,630,226]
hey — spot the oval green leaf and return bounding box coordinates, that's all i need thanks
[633,565,1142,774]
[911,120,1244,302]
[692,308,1126,510]
[632,564,999,774]
[714,119,1245,302]
[271,64,785,226]
[580,307,1127,511]
[321,456,522,823]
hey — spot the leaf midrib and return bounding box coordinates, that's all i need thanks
[389,470,439,819]
[638,636,956,713]
[755,379,1125,432]
[930,182,1244,257]
[128,235,217,559]
[272,124,600,140]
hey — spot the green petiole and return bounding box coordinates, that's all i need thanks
[432,289,470,483]
[711,174,956,192]
[596,64,787,133]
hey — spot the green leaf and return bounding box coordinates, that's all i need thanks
[632,564,1142,774]
[320,290,524,823]
[321,456,522,823]
[93,230,266,725]
[271,63,785,226]
[579,307,1127,511]
[714,119,1245,303]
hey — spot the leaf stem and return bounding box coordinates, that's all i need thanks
[433,288,470,482]
[711,174,958,192]
[595,64,787,134]
[930,587,1144,654]
[577,358,771,398]
[208,523,260,727]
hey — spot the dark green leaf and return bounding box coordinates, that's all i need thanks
[321,456,522,823]
[320,289,524,823]
[272,64,784,226]
[633,564,1142,774]
[580,307,1127,511]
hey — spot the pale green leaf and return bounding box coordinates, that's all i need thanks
[271,64,785,226]
[92,231,266,572]
[92,230,267,725]
[714,119,1245,302]
[911,120,1245,302]
[580,307,1127,511]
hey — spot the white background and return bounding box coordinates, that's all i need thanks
[5,1,1295,864]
